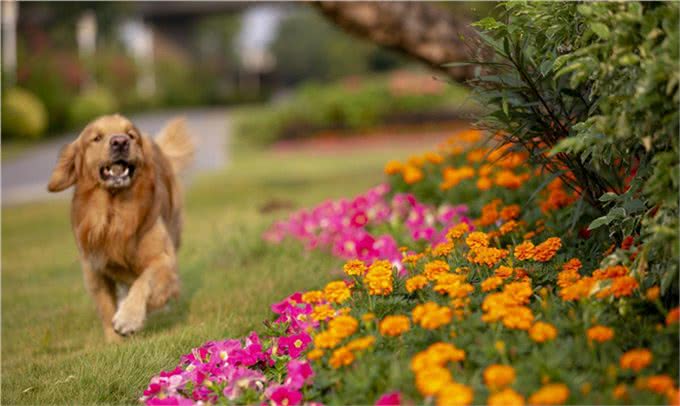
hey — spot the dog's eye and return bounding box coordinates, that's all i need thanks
[93,134,103,142]
[127,130,136,139]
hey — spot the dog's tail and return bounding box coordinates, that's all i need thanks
[155,117,195,174]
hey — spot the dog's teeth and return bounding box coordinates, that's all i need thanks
[122,167,129,176]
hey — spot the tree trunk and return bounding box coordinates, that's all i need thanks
[313,1,478,81]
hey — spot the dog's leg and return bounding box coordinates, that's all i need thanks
[82,261,122,343]
[113,222,179,336]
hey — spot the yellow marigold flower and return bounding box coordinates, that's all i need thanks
[447,223,470,240]
[413,302,453,330]
[402,165,423,184]
[306,348,324,361]
[433,273,468,295]
[425,151,444,164]
[467,247,509,267]
[488,388,524,406]
[415,367,453,396]
[424,260,451,281]
[311,304,335,321]
[432,241,454,256]
[324,281,351,304]
[346,335,375,351]
[483,364,516,390]
[302,290,325,304]
[364,260,394,295]
[466,231,490,250]
[436,382,474,406]
[642,375,676,394]
[529,321,558,343]
[406,275,429,293]
[503,281,533,305]
[477,176,493,191]
[428,342,466,363]
[328,315,358,339]
[314,330,340,349]
[645,286,660,301]
[613,384,628,400]
[500,205,521,221]
[379,315,410,337]
[384,160,403,175]
[481,293,514,323]
[361,312,375,323]
[587,325,614,343]
[514,241,535,260]
[495,265,514,279]
[329,346,355,369]
[502,306,534,330]
[620,348,653,372]
[667,307,680,325]
[533,237,562,262]
[343,259,367,276]
[482,276,504,292]
[499,220,519,235]
[528,383,570,405]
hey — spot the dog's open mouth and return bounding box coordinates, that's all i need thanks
[100,160,136,188]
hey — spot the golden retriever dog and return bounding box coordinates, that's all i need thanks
[47,114,194,342]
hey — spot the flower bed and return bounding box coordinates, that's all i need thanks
[141,128,678,405]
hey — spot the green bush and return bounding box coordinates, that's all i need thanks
[467,2,679,299]
[68,87,119,127]
[1,87,48,139]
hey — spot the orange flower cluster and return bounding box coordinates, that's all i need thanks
[405,275,428,293]
[423,260,450,281]
[529,321,558,343]
[440,166,475,190]
[559,265,639,301]
[343,259,367,276]
[528,383,570,405]
[412,302,453,330]
[587,325,614,343]
[482,281,534,330]
[324,280,351,304]
[411,342,470,405]
[364,260,394,295]
[540,178,576,213]
[379,315,410,337]
[620,348,653,372]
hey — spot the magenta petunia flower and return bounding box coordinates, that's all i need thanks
[267,385,303,406]
[278,332,312,359]
[375,391,402,406]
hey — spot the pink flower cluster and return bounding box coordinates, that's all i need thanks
[264,184,471,265]
[140,293,318,406]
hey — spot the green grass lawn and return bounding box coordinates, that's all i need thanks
[1,139,438,404]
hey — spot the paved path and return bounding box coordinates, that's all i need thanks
[2,107,231,206]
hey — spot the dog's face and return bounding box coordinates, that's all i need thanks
[48,114,147,192]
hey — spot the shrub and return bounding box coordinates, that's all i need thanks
[68,87,119,127]
[1,87,48,139]
[467,2,679,299]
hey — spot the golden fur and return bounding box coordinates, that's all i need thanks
[48,114,194,342]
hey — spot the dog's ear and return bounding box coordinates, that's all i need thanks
[47,141,79,192]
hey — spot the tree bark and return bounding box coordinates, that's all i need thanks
[313,1,478,82]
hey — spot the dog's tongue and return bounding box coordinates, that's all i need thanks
[110,163,126,177]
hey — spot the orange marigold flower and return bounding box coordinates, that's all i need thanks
[494,170,525,189]
[477,177,493,191]
[557,269,581,289]
[642,375,676,394]
[416,366,453,396]
[559,277,595,301]
[447,223,470,240]
[502,306,534,330]
[483,364,516,390]
[466,231,490,250]
[329,346,354,368]
[495,265,514,279]
[364,260,394,295]
[503,281,533,305]
[436,382,474,406]
[562,258,582,273]
[302,290,325,304]
[587,325,614,343]
[432,241,454,257]
[346,335,375,351]
[314,330,341,349]
[488,388,525,406]
[412,302,453,330]
[433,273,470,297]
[406,275,429,293]
[311,304,335,321]
[500,205,521,221]
[324,281,351,303]
[425,152,444,164]
[528,383,570,405]
[479,200,501,226]
[379,315,410,337]
[514,241,535,260]
[482,276,504,292]
[605,276,639,298]
[620,348,653,372]
[384,160,403,175]
[593,265,629,280]
[328,315,358,339]
[424,260,451,281]
[402,165,423,184]
[667,307,680,325]
[529,321,558,343]
[533,237,562,262]
[440,166,475,190]
[613,384,628,400]
[467,247,509,267]
[403,252,424,265]
[361,312,375,323]
[428,342,466,363]
[645,286,660,301]
[343,259,367,276]
[306,348,324,361]
[499,220,519,235]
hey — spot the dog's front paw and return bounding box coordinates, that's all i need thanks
[112,301,146,336]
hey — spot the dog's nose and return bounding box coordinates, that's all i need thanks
[110,135,129,152]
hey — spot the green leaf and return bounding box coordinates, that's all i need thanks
[588,215,612,230]
[599,192,618,202]
[590,22,610,39]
